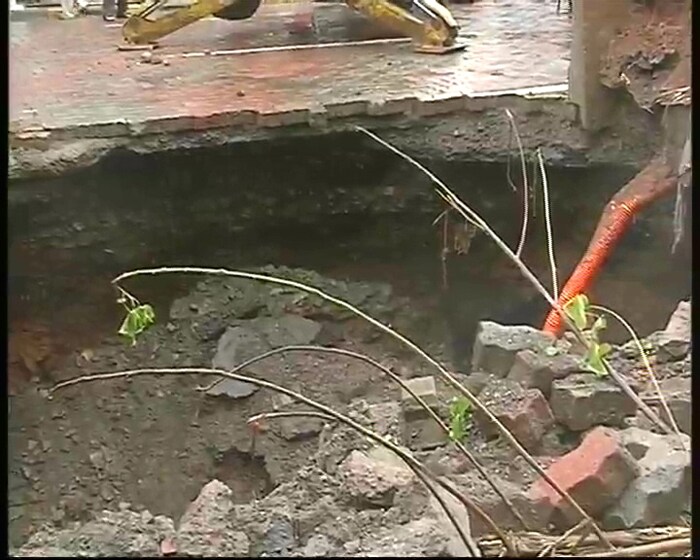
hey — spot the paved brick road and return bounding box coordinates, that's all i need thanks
[10,0,571,138]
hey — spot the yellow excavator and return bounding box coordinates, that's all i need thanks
[122,0,464,54]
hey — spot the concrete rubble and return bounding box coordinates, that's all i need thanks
[473,378,555,452]
[549,373,638,431]
[471,321,556,378]
[12,307,692,555]
[603,428,691,529]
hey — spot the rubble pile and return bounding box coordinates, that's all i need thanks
[13,281,691,557]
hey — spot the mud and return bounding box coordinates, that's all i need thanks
[600,0,690,110]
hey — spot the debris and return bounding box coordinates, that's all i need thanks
[403,416,447,451]
[15,509,176,557]
[604,428,691,529]
[206,315,321,399]
[367,401,402,438]
[507,348,581,396]
[458,471,553,535]
[637,377,691,436]
[300,534,331,557]
[474,378,555,452]
[160,537,177,556]
[400,376,438,416]
[528,426,639,527]
[459,371,491,396]
[262,515,296,557]
[656,300,691,362]
[277,416,325,442]
[550,373,638,431]
[339,448,414,508]
[176,480,250,556]
[427,476,478,556]
[347,516,460,556]
[471,322,555,378]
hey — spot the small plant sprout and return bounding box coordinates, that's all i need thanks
[564,294,611,377]
[449,396,473,443]
[116,287,156,346]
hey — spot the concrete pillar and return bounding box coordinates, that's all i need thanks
[568,0,631,131]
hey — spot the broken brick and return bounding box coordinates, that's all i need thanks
[474,378,555,452]
[528,426,639,527]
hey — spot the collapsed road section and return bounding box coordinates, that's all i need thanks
[9,0,660,180]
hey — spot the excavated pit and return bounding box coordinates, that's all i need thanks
[8,131,691,547]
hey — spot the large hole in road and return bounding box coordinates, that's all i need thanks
[7,131,690,546]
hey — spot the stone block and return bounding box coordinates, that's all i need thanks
[471,321,555,378]
[507,348,581,396]
[550,373,638,431]
[400,376,438,416]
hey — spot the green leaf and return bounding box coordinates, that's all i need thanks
[565,294,589,331]
[448,397,473,443]
[590,315,607,338]
[584,342,609,377]
[118,304,156,346]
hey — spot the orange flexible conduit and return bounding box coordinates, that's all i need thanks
[542,156,677,336]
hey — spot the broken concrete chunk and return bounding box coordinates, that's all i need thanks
[262,515,296,557]
[471,321,555,378]
[474,378,554,452]
[528,426,639,527]
[550,373,638,431]
[507,348,581,396]
[339,448,414,508]
[400,376,438,416]
[16,509,176,557]
[403,416,447,451]
[367,401,402,438]
[207,315,322,399]
[656,300,691,362]
[427,476,478,557]
[278,416,325,442]
[208,325,266,398]
[459,472,553,535]
[636,377,691,436]
[459,370,491,396]
[604,428,691,529]
[177,480,250,557]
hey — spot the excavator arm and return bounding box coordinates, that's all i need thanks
[122,0,463,53]
[122,0,263,45]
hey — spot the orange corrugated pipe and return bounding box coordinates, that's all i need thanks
[542,157,677,336]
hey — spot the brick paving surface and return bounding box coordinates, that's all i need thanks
[10,0,571,139]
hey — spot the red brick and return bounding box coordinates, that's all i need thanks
[475,379,555,452]
[528,426,639,526]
